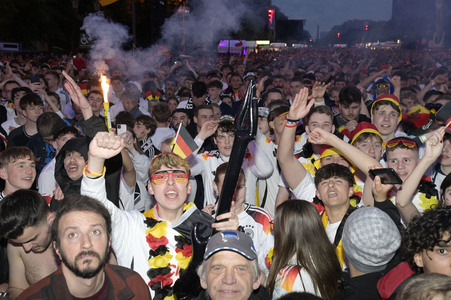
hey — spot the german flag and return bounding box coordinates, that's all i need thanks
[170,123,197,159]
[98,0,119,6]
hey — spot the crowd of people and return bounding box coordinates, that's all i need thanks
[0,46,450,300]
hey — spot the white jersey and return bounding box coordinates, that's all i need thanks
[188,141,273,207]
[272,256,319,299]
[238,204,274,276]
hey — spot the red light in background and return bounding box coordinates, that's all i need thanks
[267,9,274,29]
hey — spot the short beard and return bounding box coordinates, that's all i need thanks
[60,249,107,279]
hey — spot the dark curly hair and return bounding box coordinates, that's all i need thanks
[402,207,451,273]
[213,119,235,138]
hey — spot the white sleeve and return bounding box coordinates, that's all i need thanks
[186,152,205,176]
[290,173,316,202]
[130,152,151,183]
[80,173,143,253]
[119,174,135,211]
[244,140,274,179]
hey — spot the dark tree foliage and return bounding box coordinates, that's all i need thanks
[0,0,81,51]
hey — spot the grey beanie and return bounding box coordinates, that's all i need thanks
[342,207,401,273]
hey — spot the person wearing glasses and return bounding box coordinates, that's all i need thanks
[81,131,238,299]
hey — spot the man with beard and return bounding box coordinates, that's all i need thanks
[18,194,150,300]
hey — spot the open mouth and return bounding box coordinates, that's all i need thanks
[165,190,178,199]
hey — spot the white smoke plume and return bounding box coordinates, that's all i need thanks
[160,0,255,52]
[82,0,258,77]
[82,13,131,75]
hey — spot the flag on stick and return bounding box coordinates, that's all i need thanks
[170,123,197,159]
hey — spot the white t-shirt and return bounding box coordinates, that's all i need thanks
[1,117,20,135]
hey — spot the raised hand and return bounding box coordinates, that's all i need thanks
[307,127,333,145]
[371,173,394,203]
[311,81,330,99]
[389,75,401,90]
[213,201,239,231]
[89,131,124,160]
[197,120,219,140]
[345,120,358,132]
[3,62,14,80]
[423,127,445,162]
[256,76,268,99]
[62,70,91,111]
[288,87,314,121]
[120,130,135,152]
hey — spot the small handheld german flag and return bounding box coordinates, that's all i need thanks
[170,123,197,159]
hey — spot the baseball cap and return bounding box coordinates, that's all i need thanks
[204,230,257,260]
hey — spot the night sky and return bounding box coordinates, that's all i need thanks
[272,0,392,36]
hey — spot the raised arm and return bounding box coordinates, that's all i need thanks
[63,71,107,137]
[187,121,219,176]
[357,69,389,91]
[396,128,444,223]
[86,131,124,176]
[310,81,330,103]
[276,87,314,190]
[308,127,382,176]
[120,131,137,189]
[40,90,65,118]
[62,70,93,120]
[390,75,401,100]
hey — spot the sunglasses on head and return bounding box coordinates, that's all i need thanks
[386,138,417,149]
[151,170,189,184]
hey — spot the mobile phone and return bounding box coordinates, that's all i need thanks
[117,124,127,135]
[435,101,451,123]
[30,74,40,84]
[369,168,403,185]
